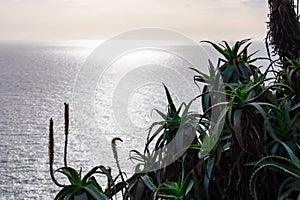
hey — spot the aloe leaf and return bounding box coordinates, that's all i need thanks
[147,121,164,136]
[108,180,129,196]
[232,70,240,82]
[83,184,108,200]
[208,59,216,77]
[88,176,103,193]
[141,175,157,191]
[279,188,300,200]
[201,40,230,59]
[278,178,300,200]
[146,124,165,149]
[290,102,300,112]
[203,156,215,200]
[202,85,211,114]
[219,58,229,65]
[157,187,181,197]
[81,166,102,185]
[247,51,261,63]
[155,131,168,150]
[134,179,146,200]
[175,124,184,152]
[177,102,186,116]
[222,40,232,53]
[226,103,234,130]
[232,41,242,55]
[190,67,210,81]
[194,75,206,83]
[56,167,82,185]
[250,161,297,199]
[240,38,251,46]
[98,166,115,194]
[238,41,252,56]
[252,155,300,179]
[129,156,145,163]
[222,64,234,83]
[163,84,177,113]
[278,177,294,199]
[130,150,147,161]
[263,90,278,106]
[255,162,300,182]
[239,63,249,78]
[153,108,167,119]
[233,109,244,149]
[184,180,194,196]
[247,102,268,121]
[55,185,81,200]
[277,141,300,162]
[189,67,201,74]
[164,182,178,189]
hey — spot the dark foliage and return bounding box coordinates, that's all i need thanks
[267,0,300,62]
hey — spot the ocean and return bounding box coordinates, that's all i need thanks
[0,40,268,199]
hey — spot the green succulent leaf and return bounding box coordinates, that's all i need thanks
[55,185,81,200]
[141,175,157,191]
[233,108,244,149]
[201,40,230,59]
[223,64,234,83]
[163,83,177,115]
[81,166,102,185]
[83,184,108,200]
[56,167,82,185]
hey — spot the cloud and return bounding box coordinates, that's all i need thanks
[0,0,269,41]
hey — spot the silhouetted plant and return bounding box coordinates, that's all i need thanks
[48,103,126,200]
[47,38,300,200]
[191,39,282,199]
[127,85,200,199]
[202,39,259,83]
[267,0,300,63]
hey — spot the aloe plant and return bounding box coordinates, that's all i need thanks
[276,57,300,101]
[48,104,125,200]
[268,98,300,145]
[250,142,300,200]
[54,166,109,200]
[152,156,194,200]
[127,84,201,199]
[202,39,259,83]
[191,39,283,199]
[47,35,300,199]
[144,84,200,170]
[146,84,184,151]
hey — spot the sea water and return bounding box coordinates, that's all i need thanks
[0,40,268,199]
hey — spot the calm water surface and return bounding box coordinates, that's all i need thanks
[0,40,267,199]
[0,43,93,199]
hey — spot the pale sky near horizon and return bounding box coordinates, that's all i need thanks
[0,0,269,42]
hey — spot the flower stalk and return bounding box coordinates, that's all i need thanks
[64,103,69,167]
[49,118,64,187]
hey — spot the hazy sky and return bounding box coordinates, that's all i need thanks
[0,0,269,42]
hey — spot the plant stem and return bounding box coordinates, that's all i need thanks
[49,118,65,187]
[297,0,299,17]
[64,103,69,167]
[111,137,131,199]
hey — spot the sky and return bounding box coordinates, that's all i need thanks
[0,0,269,42]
